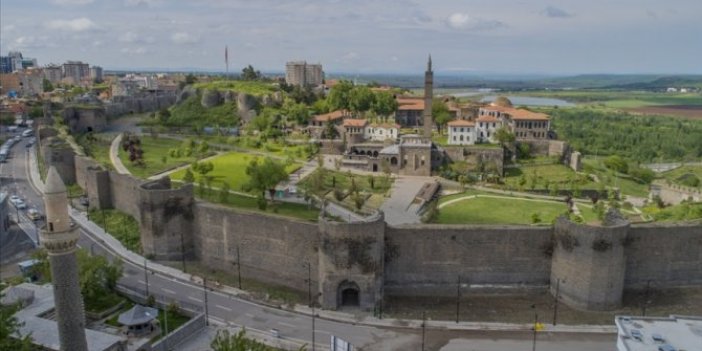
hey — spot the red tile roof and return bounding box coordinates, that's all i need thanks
[313,110,347,122]
[447,119,475,127]
[343,118,368,127]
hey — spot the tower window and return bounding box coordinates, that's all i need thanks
[49,222,54,232]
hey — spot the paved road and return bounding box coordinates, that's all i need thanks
[6,129,619,350]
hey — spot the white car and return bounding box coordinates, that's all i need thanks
[14,199,27,209]
[10,195,21,204]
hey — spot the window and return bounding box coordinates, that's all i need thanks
[460,128,464,132]
[460,135,464,141]
[453,136,456,141]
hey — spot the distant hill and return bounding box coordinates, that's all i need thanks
[604,76,702,90]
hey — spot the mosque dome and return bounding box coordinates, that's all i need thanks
[491,96,513,108]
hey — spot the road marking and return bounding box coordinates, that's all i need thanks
[315,330,331,335]
[161,288,176,294]
[215,304,232,312]
[188,296,203,303]
[277,321,297,328]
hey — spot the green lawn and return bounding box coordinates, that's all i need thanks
[89,208,141,253]
[661,165,702,188]
[299,169,393,196]
[119,136,204,178]
[76,133,114,170]
[193,185,318,221]
[503,163,598,193]
[170,151,301,192]
[436,194,588,225]
[193,80,278,97]
[643,202,702,222]
[581,158,651,197]
[85,292,125,314]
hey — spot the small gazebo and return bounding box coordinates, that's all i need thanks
[118,304,158,336]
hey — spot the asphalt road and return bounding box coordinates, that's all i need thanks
[1,129,617,351]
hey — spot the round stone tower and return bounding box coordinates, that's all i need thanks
[318,211,385,311]
[551,210,629,310]
[40,167,89,351]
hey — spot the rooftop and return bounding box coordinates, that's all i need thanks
[313,109,347,122]
[118,304,158,326]
[615,315,702,351]
[480,105,550,121]
[343,118,368,127]
[448,119,475,127]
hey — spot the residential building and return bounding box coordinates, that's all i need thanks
[476,97,551,142]
[62,61,90,84]
[90,66,104,82]
[615,315,702,351]
[310,109,347,127]
[476,114,500,143]
[394,97,424,127]
[285,61,324,86]
[447,119,476,145]
[43,64,63,84]
[365,122,400,142]
[21,58,37,69]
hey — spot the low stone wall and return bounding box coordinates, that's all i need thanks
[152,313,207,351]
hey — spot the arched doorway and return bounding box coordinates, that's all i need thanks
[337,281,361,308]
[372,164,378,172]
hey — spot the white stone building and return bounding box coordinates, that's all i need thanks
[365,123,400,142]
[447,119,476,145]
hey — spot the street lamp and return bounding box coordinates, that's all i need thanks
[531,304,538,351]
[552,278,561,325]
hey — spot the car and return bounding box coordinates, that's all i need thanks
[10,195,21,204]
[21,129,33,137]
[27,209,41,221]
[658,345,676,351]
[14,199,27,209]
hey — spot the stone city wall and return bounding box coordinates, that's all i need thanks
[192,203,320,292]
[384,224,553,296]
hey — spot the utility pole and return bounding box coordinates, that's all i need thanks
[312,298,316,351]
[456,275,461,323]
[236,244,242,289]
[642,280,651,316]
[307,261,312,307]
[144,258,149,297]
[421,311,427,351]
[552,279,560,325]
[180,230,186,272]
[203,277,209,326]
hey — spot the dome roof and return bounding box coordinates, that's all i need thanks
[491,96,513,108]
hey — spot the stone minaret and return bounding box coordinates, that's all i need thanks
[40,167,89,351]
[423,54,433,138]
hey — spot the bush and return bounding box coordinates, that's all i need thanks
[531,213,542,224]
[603,155,628,174]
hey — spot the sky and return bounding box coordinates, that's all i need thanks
[1,0,702,75]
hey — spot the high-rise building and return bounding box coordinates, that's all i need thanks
[90,66,103,82]
[39,167,89,351]
[62,61,90,84]
[0,56,12,73]
[44,64,63,83]
[9,51,23,72]
[285,61,324,86]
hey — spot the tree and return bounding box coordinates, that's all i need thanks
[77,250,123,303]
[0,283,33,351]
[348,86,375,116]
[219,182,231,203]
[185,73,197,85]
[370,91,398,120]
[323,120,338,139]
[241,65,262,81]
[603,155,629,174]
[42,78,54,92]
[245,157,289,201]
[183,168,195,183]
[191,161,214,178]
[211,328,305,351]
[284,101,310,125]
[432,99,452,135]
[327,80,354,111]
[157,108,171,123]
[495,127,516,146]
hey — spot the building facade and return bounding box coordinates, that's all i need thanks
[43,64,63,84]
[478,103,551,141]
[447,119,476,145]
[285,61,324,86]
[90,66,103,82]
[62,61,90,84]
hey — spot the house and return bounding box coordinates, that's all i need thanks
[310,109,348,127]
[447,119,476,145]
[477,97,551,141]
[394,97,424,127]
[365,122,400,141]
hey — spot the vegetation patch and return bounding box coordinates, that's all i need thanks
[88,208,141,253]
[118,135,207,178]
[193,80,278,97]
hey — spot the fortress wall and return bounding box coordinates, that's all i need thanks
[384,225,553,296]
[625,223,702,287]
[108,172,143,219]
[192,203,320,292]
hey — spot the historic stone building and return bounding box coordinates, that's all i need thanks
[40,167,89,351]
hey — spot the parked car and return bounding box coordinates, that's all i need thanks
[14,199,27,210]
[27,209,41,221]
[10,195,21,204]
[21,129,33,137]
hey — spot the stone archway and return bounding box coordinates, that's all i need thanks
[337,280,361,308]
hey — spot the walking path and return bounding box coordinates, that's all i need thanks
[109,133,130,175]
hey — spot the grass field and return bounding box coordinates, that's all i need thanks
[661,165,702,188]
[170,152,302,192]
[581,157,651,197]
[436,193,585,225]
[76,133,114,170]
[299,169,393,195]
[193,80,278,96]
[119,136,204,178]
[642,202,702,222]
[88,208,141,253]
[193,185,318,221]
[503,163,598,193]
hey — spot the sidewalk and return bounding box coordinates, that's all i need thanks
[109,133,130,175]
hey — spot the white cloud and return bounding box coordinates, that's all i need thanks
[45,18,97,32]
[118,31,155,44]
[445,12,504,31]
[120,47,148,55]
[171,32,199,44]
[50,0,94,5]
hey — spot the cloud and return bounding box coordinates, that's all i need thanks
[45,18,97,32]
[50,0,94,5]
[541,6,573,18]
[118,31,155,44]
[445,13,504,31]
[171,32,199,44]
[120,47,148,55]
